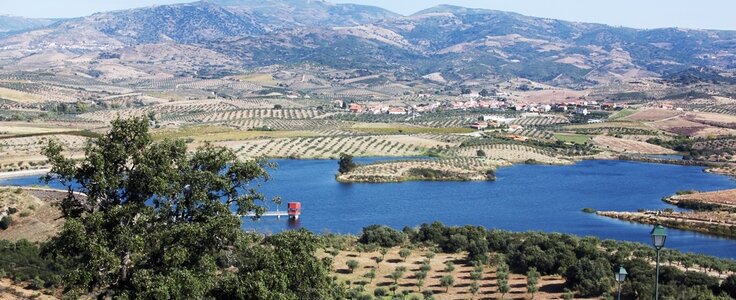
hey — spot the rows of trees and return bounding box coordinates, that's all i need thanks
[358,222,736,299]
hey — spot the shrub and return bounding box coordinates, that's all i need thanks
[564,257,613,297]
[346,260,359,273]
[722,275,736,299]
[374,287,388,297]
[581,207,597,213]
[358,225,405,247]
[0,216,11,230]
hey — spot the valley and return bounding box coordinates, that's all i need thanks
[1,0,736,299]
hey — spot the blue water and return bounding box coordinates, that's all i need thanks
[2,159,736,259]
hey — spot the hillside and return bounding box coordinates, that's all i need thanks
[0,16,56,33]
[0,1,733,86]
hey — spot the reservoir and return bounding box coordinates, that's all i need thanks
[2,159,735,259]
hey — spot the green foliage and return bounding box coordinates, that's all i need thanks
[581,207,597,213]
[444,262,455,273]
[407,222,735,298]
[374,287,388,297]
[212,229,345,299]
[338,153,357,174]
[0,240,64,287]
[0,215,11,230]
[358,225,405,247]
[564,258,613,297]
[722,275,736,299]
[347,259,359,273]
[389,267,404,284]
[469,280,479,297]
[399,248,411,261]
[439,275,454,292]
[647,136,694,152]
[527,267,540,299]
[38,118,344,299]
[364,269,376,283]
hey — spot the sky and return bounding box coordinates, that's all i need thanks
[2,0,735,30]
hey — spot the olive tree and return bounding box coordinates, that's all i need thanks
[41,118,276,298]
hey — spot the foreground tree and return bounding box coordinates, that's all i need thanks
[40,118,340,298]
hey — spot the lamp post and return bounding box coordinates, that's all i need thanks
[615,266,628,300]
[650,224,668,300]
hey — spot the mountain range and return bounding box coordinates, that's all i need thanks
[0,0,734,87]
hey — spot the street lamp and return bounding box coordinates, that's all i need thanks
[615,266,627,300]
[650,224,668,300]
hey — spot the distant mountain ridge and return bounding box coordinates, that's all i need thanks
[0,15,57,33]
[0,0,733,86]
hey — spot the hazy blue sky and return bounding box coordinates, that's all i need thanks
[2,0,734,30]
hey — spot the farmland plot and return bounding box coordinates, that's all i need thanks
[456,143,571,164]
[225,135,426,159]
[593,135,676,154]
[512,116,570,126]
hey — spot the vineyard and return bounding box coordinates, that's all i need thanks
[512,116,570,126]
[226,135,426,159]
[455,143,571,164]
[516,128,555,139]
[228,119,351,131]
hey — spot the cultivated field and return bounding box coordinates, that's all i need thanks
[324,247,570,300]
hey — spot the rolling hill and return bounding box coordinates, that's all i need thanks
[0,0,733,86]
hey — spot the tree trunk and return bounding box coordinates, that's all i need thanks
[120,251,131,283]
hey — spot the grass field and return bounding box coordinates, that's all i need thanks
[554,133,591,144]
[0,86,45,103]
[609,108,637,120]
[232,73,276,84]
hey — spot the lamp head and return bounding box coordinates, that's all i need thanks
[650,224,668,249]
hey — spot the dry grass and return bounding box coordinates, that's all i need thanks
[0,188,65,242]
[592,136,676,154]
[624,109,682,122]
[670,189,736,208]
[0,87,45,103]
[0,278,56,300]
